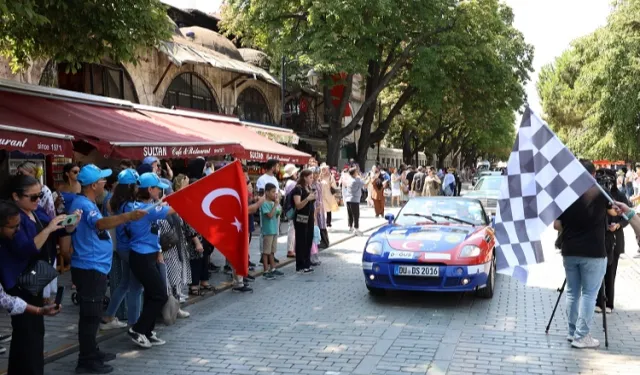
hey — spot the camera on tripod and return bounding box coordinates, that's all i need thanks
[595,168,616,196]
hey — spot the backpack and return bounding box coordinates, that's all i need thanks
[283,188,296,220]
[413,173,425,192]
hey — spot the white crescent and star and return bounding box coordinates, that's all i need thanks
[201,188,243,232]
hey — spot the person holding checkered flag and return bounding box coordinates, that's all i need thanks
[494,108,615,349]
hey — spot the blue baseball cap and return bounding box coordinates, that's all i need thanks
[143,156,159,165]
[118,169,139,185]
[77,164,112,186]
[139,172,170,189]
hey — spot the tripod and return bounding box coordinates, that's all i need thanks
[545,278,609,348]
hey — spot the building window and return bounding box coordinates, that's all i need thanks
[162,73,219,113]
[57,60,138,102]
[236,87,272,124]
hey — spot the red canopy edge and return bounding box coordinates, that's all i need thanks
[139,110,311,165]
[0,91,243,160]
[0,123,74,157]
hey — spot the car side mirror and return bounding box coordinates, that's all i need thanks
[384,214,395,224]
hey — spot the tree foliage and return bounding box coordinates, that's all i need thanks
[0,0,173,72]
[538,0,640,161]
[221,0,532,167]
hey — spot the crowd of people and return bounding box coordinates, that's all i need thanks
[0,154,475,374]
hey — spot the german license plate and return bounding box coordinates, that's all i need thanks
[395,265,439,277]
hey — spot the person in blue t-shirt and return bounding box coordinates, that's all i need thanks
[69,165,147,374]
[101,169,144,331]
[126,172,174,349]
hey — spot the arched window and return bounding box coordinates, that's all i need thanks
[55,59,139,103]
[162,73,219,113]
[236,87,272,124]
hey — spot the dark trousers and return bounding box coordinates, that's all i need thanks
[190,242,214,285]
[294,221,313,271]
[597,253,620,309]
[347,202,360,229]
[71,268,108,366]
[326,212,332,227]
[129,251,168,337]
[8,289,43,375]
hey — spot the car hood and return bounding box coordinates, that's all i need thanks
[378,225,479,253]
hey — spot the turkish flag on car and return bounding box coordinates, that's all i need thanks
[165,160,249,276]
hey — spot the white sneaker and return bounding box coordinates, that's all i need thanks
[349,227,355,233]
[100,318,127,331]
[355,230,363,236]
[148,331,166,346]
[606,307,612,314]
[128,328,152,349]
[177,309,190,319]
[571,334,600,349]
[594,306,603,313]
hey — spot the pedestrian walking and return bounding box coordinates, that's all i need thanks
[370,166,386,217]
[292,169,316,273]
[319,164,338,228]
[343,167,364,235]
[283,164,299,258]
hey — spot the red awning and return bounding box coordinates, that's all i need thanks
[0,91,242,159]
[140,110,311,164]
[0,109,74,157]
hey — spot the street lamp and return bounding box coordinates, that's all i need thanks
[307,69,319,87]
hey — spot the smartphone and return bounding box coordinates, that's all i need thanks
[54,286,64,308]
[62,214,79,227]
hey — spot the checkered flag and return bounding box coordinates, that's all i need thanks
[494,107,596,283]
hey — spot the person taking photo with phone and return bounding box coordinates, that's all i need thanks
[0,175,79,375]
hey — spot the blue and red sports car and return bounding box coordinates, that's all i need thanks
[362,197,496,298]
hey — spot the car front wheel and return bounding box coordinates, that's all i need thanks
[477,252,496,299]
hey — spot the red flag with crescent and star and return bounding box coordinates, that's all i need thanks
[164,160,249,276]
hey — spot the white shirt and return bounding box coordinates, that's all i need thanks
[256,174,283,194]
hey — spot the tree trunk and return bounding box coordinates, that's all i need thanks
[326,131,342,168]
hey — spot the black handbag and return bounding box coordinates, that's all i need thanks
[159,220,180,251]
[17,259,58,296]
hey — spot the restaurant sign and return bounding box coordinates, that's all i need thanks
[246,150,308,165]
[114,143,243,160]
[0,130,73,157]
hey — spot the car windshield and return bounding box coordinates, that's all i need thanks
[396,198,487,226]
[474,176,502,191]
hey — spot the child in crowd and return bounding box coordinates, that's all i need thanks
[311,224,321,266]
[261,183,284,280]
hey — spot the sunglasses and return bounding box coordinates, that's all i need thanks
[22,192,44,202]
[3,223,20,231]
[70,170,80,175]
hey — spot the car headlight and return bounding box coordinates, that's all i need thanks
[460,245,481,258]
[365,241,383,255]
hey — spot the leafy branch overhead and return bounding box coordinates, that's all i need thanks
[0,0,173,72]
[538,0,640,160]
[221,0,532,167]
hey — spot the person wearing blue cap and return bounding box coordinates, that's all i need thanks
[126,172,174,349]
[100,169,144,332]
[69,164,147,374]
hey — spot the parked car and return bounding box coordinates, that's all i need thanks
[471,170,502,187]
[462,175,502,216]
[362,197,496,298]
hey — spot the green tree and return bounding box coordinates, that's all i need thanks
[221,0,532,168]
[0,0,172,72]
[538,0,640,161]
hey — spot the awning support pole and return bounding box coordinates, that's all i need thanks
[153,62,173,94]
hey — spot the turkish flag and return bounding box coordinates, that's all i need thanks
[165,160,249,276]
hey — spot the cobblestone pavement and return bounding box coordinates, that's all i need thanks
[0,204,397,373]
[39,217,640,374]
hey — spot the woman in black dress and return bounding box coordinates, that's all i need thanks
[292,170,316,273]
